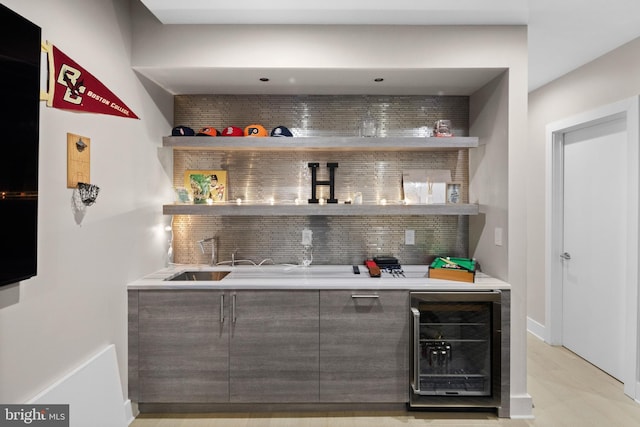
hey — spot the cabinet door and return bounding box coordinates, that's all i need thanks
[229,290,319,402]
[320,290,409,402]
[138,290,229,402]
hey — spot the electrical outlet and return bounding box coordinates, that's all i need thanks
[405,229,415,245]
[301,228,313,245]
[494,227,503,246]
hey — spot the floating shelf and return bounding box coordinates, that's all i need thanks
[162,136,479,152]
[163,203,479,216]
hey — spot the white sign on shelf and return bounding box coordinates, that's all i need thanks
[402,169,451,204]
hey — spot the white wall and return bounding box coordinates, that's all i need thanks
[528,36,640,329]
[470,73,510,281]
[0,0,172,403]
[469,66,530,416]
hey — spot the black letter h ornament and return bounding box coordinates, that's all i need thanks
[308,162,338,203]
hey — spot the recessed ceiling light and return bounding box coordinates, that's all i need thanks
[259,77,270,82]
[374,78,384,82]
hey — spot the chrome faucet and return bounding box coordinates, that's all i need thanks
[197,237,218,265]
[231,248,238,266]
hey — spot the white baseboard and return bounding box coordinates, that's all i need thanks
[527,316,546,341]
[125,399,137,425]
[509,393,534,418]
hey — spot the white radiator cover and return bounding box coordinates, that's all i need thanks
[28,345,130,427]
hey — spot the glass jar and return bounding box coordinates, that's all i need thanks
[359,110,377,137]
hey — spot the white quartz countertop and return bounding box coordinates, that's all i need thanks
[127,264,510,291]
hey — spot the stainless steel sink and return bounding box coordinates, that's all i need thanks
[166,271,231,281]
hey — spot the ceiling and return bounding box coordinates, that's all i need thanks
[139,0,640,94]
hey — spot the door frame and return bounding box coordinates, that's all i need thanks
[545,96,640,400]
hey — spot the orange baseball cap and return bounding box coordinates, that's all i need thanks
[196,127,219,136]
[244,124,268,137]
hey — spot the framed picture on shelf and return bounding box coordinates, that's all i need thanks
[446,182,462,204]
[184,169,227,204]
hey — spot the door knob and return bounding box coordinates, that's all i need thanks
[560,252,571,260]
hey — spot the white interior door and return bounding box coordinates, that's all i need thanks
[562,118,627,380]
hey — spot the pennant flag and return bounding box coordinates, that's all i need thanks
[40,42,139,119]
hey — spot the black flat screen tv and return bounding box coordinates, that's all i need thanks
[0,4,41,287]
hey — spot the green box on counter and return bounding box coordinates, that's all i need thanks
[428,257,476,283]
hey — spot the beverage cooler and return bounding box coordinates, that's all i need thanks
[409,291,502,410]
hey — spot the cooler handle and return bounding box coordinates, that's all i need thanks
[411,307,421,393]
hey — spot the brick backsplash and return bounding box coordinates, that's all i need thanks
[172,95,470,266]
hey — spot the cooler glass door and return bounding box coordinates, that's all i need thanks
[411,291,500,397]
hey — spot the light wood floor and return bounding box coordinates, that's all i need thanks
[131,333,640,426]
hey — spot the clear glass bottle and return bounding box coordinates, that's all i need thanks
[301,229,313,266]
[360,109,377,137]
[448,185,459,203]
[301,245,313,267]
